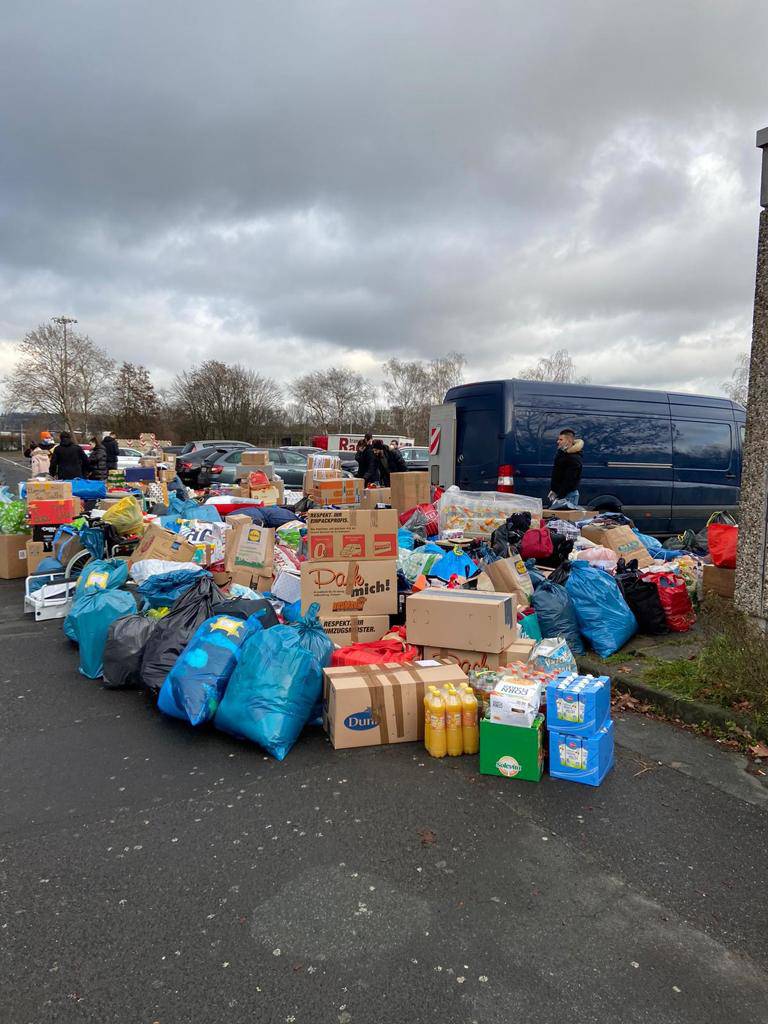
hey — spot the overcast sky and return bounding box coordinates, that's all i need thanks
[1,1,766,398]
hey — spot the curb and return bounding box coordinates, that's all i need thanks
[576,655,768,743]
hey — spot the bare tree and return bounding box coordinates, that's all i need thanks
[291,369,373,432]
[4,322,114,434]
[383,359,430,435]
[111,362,161,437]
[519,348,589,384]
[723,351,749,406]
[171,361,283,440]
[426,351,466,405]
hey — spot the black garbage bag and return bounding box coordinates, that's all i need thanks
[490,512,532,557]
[102,615,158,689]
[615,558,668,635]
[213,595,280,629]
[536,531,575,569]
[531,580,584,655]
[548,560,572,587]
[140,575,223,693]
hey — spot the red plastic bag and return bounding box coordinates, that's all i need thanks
[330,632,420,667]
[644,571,696,632]
[707,523,738,569]
[399,503,439,536]
[520,527,554,561]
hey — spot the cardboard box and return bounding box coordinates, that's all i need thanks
[489,678,544,728]
[125,466,157,482]
[422,637,534,674]
[0,534,30,579]
[580,523,653,568]
[307,454,341,473]
[479,716,544,781]
[128,523,198,566]
[549,719,615,787]
[139,457,158,468]
[27,498,82,526]
[323,661,470,749]
[319,614,391,646]
[305,508,398,561]
[406,590,516,654]
[307,477,363,506]
[360,487,391,509]
[301,558,397,615]
[702,563,735,599]
[543,509,595,523]
[240,450,269,467]
[26,480,72,501]
[224,515,275,573]
[25,540,46,575]
[389,472,429,511]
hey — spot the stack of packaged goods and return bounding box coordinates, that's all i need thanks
[545,673,613,786]
[303,454,362,507]
[301,508,398,643]
[423,681,478,759]
[236,450,284,506]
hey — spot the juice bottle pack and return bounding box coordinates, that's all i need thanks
[423,687,432,754]
[444,685,463,757]
[427,687,447,758]
[459,684,479,754]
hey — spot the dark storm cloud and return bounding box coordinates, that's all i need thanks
[1,0,766,392]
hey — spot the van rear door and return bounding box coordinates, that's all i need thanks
[451,383,504,490]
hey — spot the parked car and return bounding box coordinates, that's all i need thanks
[201,447,354,489]
[163,445,185,456]
[430,379,747,535]
[177,447,228,487]
[280,446,324,456]
[117,446,143,469]
[179,439,252,456]
[399,445,428,472]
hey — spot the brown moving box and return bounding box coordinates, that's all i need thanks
[580,523,653,568]
[0,534,30,579]
[26,480,73,501]
[306,508,398,561]
[301,558,397,615]
[306,477,363,506]
[224,515,274,574]
[422,638,535,673]
[389,472,429,511]
[542,509,595,523]
[128,523,198,566]
[702,564,735,599]
[324,661,470,749]
[25,540,47,575]
[307,454,342,473]
[320,614,391,646]
[240,450,269,467]
[360,487,391,509]
[406,589,516,654]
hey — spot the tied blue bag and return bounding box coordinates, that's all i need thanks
[565,561,637,658]
[138,569,208,609]
[166,494,222,524]
[428,548,479,582]
[158,612,266,726]
[62,559,136,678]
[214,605,326,760]
[532,580,585,655]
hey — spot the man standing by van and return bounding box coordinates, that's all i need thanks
[548,429,584,508]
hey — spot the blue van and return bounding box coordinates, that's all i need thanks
[430,380,746,535]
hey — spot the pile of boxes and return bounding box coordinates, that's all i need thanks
[235,451,284,506]
[545,674,614,786]
[302,454,362,507]
[301,507,399,644]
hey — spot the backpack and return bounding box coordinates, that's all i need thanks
[520,527,554,561]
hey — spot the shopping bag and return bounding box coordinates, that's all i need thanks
[707,523,738,569]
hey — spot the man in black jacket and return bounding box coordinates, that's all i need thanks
[102,431,119,471]
[49,432,89,481]
[548,429,584,508]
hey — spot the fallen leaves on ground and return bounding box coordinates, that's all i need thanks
[749,741,768,759]
[417,828,437,846]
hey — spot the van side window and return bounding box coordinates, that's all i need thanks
[672,421,732,469]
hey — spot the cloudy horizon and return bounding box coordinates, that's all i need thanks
[1,1,766,400]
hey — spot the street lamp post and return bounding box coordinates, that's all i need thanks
[51,315,77,433]
[734,130,768,629]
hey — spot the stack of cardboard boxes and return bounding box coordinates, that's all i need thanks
[25,480,83,528]
[301,507,398,644]
[235,451,284,505]
[303,454,362,507]
[388,471,430,516]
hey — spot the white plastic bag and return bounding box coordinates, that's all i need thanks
[437,486,542,538]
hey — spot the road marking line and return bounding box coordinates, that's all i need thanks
[0,455,30,474]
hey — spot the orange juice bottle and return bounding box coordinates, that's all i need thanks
[459,684,479,754]
[427,688,447,758]
[423,687,433,754]
[444,686,464,757]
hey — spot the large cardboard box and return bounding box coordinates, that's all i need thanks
[26,480,72,501]
[479,716,544,782]
[580,523,653,568]
[389,472,429,511]
[422,637,534,674]
[307,477,363,506]
[306,508,398,561]
[128,523,198,566]
[240,450,269,467]
[27,498,82,526]
[307,453,342,474]
[301,558,397,615]
[224,515,274,574]
[702,564,735,599]
[25,540,47,575]
[360,487,391,509]
[406,590,516,654]
[324,661,470,749]
[0,534,30,579]
[320,614,391,646]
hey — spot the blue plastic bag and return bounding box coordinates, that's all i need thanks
[532,580,585,655]
[291,603,333,726]
[632,529,664,557]
[565,561,636,658]
[428,548,479,583]
[138,568,208,609]
[214,622,323,760]
[158,612,265,726]
[167,494,222,523]
[398,528,415,551]
[62,559,136,677]
[69,477,107,500]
